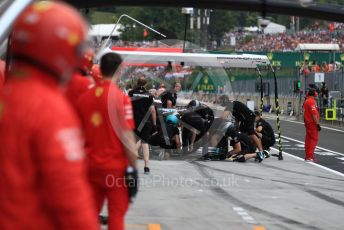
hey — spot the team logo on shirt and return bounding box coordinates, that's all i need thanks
[95,87,104,97]
[91,112,103,127]
[56,128,85,162]
[124,104,133,120]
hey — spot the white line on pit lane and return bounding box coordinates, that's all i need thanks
[265,116,344,133]
[232,207,257,224]
[279,135,344,157]
[271,147,344,178]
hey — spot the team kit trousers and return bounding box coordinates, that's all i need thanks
[304,123,319,160]
[88,169,129,230]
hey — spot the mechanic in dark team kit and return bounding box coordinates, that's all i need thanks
[129,76,157,174]
[181,100,207,152]
[220,95,264,160]
[161,82,181,108]
[254,111,275,157]
[226,126,263,162]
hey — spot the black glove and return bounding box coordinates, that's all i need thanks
[125,166,138,203]
[317,124,321,131]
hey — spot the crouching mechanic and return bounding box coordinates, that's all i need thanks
[150,114,181,159]
[76,53,138,230]
[225,125,264,162]
[180,100,207,152]
[254,111,275,157]
[0,2,99,229]
[219,95,265,159]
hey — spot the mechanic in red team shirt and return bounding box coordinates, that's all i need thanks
[0,59,5,87]
[0,2,98,229]
[303,88,321,161]
[76,52,138,230]
[65,47,93,108]
[90,63,103,86]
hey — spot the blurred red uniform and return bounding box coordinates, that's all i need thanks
[0,63,98,230]
[65,48,93,108]
[76,80,135,230]
[0,60,5,87]
[90,64,103,85]
[65,72,91,108]
[303,94,320,160]
[0,2,98,229]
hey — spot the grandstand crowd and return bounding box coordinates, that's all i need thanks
[232,25,344,52]
[95,23,344,52]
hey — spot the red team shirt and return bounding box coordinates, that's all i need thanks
[303,96,320,124]
[0,60,5,87]
[65,72,91,109]
[0,63,98,229]
[76,80,135,172]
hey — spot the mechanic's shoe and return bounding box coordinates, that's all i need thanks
[263,150,270,158]
[144,167,150,175]
[256,151,264,163]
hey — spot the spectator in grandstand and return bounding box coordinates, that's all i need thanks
[254,111,275,157]
[300,60,310,77]
[0,2,98,229]
[311,61,320,73]
[321,61,329,72]
[76,53,138,230]
[328,60,336,72]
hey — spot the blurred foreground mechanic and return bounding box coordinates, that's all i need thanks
[65,47,93,108]
[77,52,138,230]
[90,63,102,85]
[0,2,98,229]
